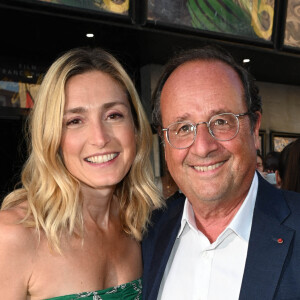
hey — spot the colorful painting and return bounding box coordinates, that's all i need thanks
[36,0,129,15]
[0,81,40,108]
[271,132,300,152]
[148,0,274,41]
[284,0,300,48]
[0,62,43,108]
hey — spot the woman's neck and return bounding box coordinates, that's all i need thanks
[80,184,119,230]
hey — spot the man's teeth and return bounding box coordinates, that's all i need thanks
[86,153,117,164]
[194,162,224,172]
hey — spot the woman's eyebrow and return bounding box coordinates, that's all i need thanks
[64,107,86,115]
[102,101,130,110]
[64,101,129,115]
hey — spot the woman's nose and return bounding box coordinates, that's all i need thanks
[89,121,111,148]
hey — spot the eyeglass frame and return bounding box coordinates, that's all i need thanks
[161,112,251,149]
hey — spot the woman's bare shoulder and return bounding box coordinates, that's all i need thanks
[0,203,37,249]
[0,203,37,298]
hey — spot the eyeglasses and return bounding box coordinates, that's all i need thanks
[162,112,250,149]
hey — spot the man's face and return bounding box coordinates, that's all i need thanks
[161,60,261,207]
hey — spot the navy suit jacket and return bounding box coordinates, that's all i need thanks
[142,174,300,300]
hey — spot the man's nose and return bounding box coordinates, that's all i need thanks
[190,123,219,156]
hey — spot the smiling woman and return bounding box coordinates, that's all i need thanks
[0,47,162,299]
[61,71,137,192]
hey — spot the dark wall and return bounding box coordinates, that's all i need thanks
[0,118,27,203]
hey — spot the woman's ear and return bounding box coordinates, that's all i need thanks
[275,170,282,188]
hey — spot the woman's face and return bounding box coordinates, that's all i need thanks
[60,70,136,191]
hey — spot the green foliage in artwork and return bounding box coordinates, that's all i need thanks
[187,0,256,38]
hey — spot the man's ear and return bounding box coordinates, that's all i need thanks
[253,112,262,150]
[157,127,165,148]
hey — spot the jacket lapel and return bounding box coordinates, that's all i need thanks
[142,192,185,300]
[239,175,294,300]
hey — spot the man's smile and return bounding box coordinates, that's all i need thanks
[192,161,225,172]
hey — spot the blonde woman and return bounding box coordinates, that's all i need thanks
[0,47,162,299]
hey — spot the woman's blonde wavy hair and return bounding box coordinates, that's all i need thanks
[1,47,162,252]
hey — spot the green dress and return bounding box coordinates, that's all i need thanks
[45,278,142,300]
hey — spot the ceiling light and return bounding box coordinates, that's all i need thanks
[86,33,94,38]
[243,58,250,63]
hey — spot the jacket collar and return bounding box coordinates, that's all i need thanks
[239,173,293,299]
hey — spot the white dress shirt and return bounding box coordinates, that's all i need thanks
[158,173,258,300]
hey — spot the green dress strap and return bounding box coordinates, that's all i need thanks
[45,278,142,300]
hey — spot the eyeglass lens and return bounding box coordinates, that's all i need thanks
[167,113,239,149]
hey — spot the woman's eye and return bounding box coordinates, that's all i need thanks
[66,118,82,126]
[107,113,123,120]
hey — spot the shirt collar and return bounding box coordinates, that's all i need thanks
[177,172,258,241]
[177,198,196,237]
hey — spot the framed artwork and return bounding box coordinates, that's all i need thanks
[284,0,300,49]
[0,81,40,108]
[259,130,266,158]
[0,61,44,108]
[270,131,300,152]
[18,0,130,16]
[148,0,275,41]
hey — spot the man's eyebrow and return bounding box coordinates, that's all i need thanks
[210,109,229,115]
[173,109,230,123]
[174,114,191,122]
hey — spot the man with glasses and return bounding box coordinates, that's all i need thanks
[142,45,300,300]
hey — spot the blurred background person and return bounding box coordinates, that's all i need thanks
[264,151,280,173]
[0,47,162,299]
[276,138,300,193]
[256,150,265,175]
[256,150,268,181]
[264,151,280,186]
